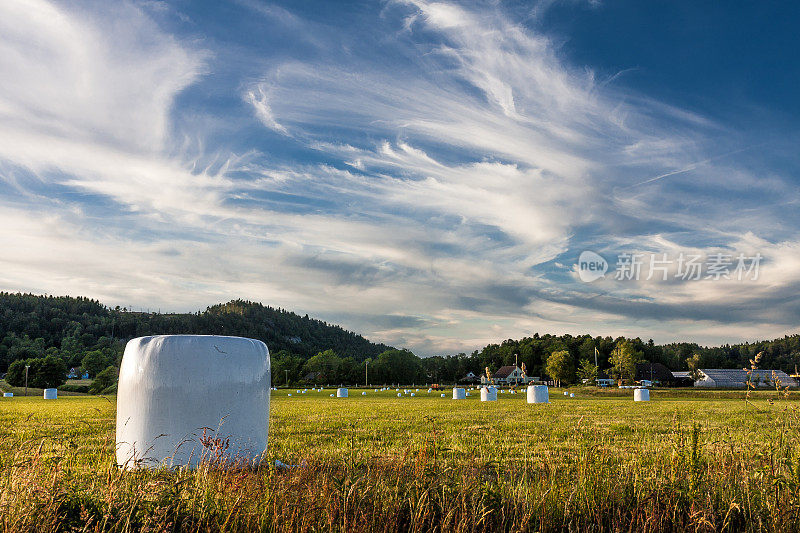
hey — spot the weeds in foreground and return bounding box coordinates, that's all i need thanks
[2,395,800,532]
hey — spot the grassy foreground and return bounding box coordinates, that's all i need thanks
[1,389,799,532]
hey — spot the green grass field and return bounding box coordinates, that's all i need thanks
[1,388,799,531]
[0,378,88,397]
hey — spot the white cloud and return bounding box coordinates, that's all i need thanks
[0,0,796,354]
[245,86,288,134]
[0,0,204,153]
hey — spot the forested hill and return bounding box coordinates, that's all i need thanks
[0,292,391,372]
[428,333,800,384]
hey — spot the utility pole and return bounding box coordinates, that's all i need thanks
[24,365,30,397]
[365,360,369,387]
[285,370,288,387]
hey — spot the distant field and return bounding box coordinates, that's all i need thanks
[0,379,87,397]
[1,388,799,531]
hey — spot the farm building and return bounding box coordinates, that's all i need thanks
[303,371,323,382]
[635,363,676,386]
[67,367,89,379]
[460,371,480,384]
[694,369,798,388]
[481,365,538,386]
[671,371,695,387]
[581,370,614,387]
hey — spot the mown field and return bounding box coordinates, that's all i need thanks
[1,388,799,532]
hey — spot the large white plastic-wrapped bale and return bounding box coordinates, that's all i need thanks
[337,388,348,398]
[3,392,13,397]
[527,385,549,404]
[452,388,466,400]
[116,335,270,469]
[43,388,57,399]
[480,386,497,402]
[410,393,415,397]
[362,391,367,396]
[634,388,650,402]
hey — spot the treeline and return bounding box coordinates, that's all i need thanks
[422,334,800,386]
[0,293,390,375]
[2,292,799,387]
[273,348,425,387]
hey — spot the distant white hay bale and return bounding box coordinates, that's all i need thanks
[43,388,57,400]
[3,392,13,398]
[288,394,292,397]
[570,393,575,398]
[427,388,432,393]
[634,388,650,402]
[397,393,402,397]
[330,394,334,397]
[116,335,270,469]
[465,392,470,397]
[452,388,466,400]
[440,393,445,397]
[480,386,497,402]
[411,393,415,397]
[337,388,349,398]
[362,391,367,396]
[564,391,568,396]
[527,385,549,404]
[415,389,419,392]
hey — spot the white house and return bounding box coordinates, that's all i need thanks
[481,365,538,386]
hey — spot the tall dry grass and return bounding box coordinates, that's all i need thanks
[2,401,800,532]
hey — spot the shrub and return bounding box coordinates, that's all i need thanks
[5,356,67,388]
[89,365,118,394]
[59,384,90,393]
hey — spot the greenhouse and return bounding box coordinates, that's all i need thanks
[694,369,798,388]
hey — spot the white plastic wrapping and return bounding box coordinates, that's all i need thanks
[3,392,13,398]
[116,335,270,469]
[43,388,57,399]
[337,388,348,398]
[452,387,466,400]
[480,386,497,402]
[527,385,549,404]
[634,388,650,402]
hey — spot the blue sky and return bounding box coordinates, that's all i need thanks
[1,0,799,355]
